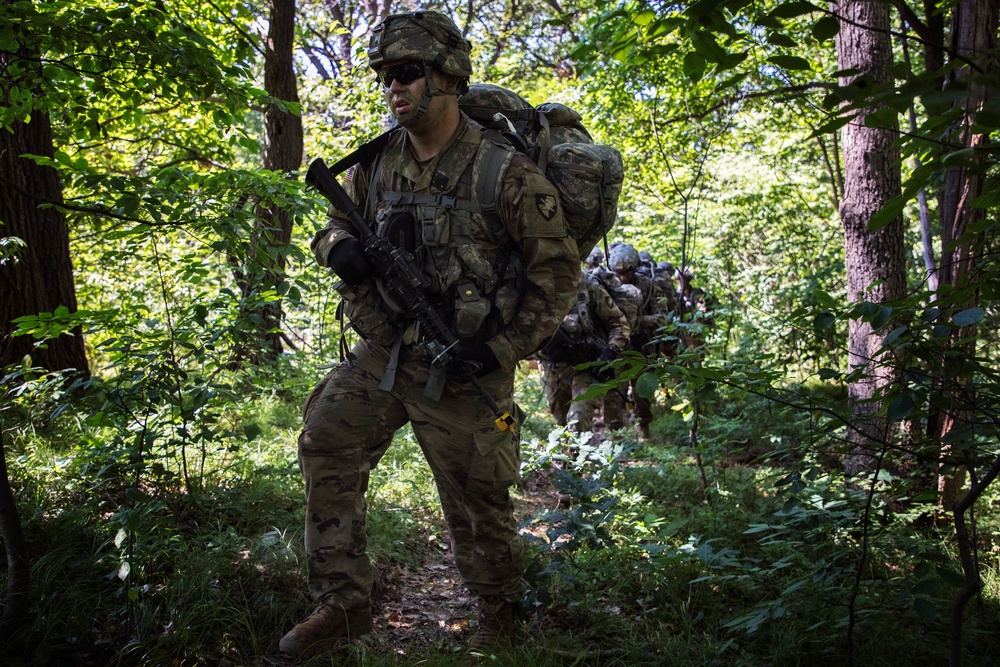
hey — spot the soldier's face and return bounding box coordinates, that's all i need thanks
[381,61,453,130]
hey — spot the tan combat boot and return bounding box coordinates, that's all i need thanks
[278,603,373,657]
[467,596,513,657]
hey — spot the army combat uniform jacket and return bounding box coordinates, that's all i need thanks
[312,116,581,372]
[298,117,580,611]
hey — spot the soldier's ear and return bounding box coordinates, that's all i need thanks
[439,72,463,95]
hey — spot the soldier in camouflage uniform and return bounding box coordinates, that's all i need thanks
[602,244,668,440]
[279,10,580,658]
[538,268,630,435]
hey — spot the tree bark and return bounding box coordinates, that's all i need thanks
[234,0,303,364]
[930,0,998,511]
[0,426,30,639]
[0,13,89,376]
[834,0,907,476]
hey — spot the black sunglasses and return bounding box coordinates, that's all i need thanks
[376,62,425,88]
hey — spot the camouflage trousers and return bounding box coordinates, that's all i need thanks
[602,373,651,429]
[297,339,524,612]
[540,361,598,433]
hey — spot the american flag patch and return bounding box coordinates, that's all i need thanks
[344,165,356,183]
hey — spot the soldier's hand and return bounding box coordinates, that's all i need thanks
[328,238,375,285]
[457,345,500,380]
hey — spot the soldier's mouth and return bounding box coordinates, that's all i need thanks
[394,98,412,114]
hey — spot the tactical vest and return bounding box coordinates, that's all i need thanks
[361,123,525,347]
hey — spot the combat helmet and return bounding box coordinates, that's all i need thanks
[608,243,639,274]
[585,245,605,268]
[368,11,472,78]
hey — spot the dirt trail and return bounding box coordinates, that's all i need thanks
[365,469,561,657]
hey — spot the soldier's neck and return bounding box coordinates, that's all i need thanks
[406,108,461,162]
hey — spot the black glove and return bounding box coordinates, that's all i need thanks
[598,346,617,362]
[457,345,501,380]
[327,238,375,285]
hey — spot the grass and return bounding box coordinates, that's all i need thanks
[2,368,999,666]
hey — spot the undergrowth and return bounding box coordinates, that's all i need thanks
[1,365,999,666]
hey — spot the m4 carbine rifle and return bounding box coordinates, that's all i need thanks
[305,157,515,432]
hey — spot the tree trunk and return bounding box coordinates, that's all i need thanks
[0,426,30,639]
[233,0,303,364]
[0,23,89,376]
[834,0,907,477]
[929,0,998,511]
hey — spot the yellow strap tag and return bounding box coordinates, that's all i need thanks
[494,412,516,432]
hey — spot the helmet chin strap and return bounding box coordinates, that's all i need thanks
[412,62,459,119]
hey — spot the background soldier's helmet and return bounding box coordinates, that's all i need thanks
[368,11,473,77]
[609,243,639,274]
[586,246,605,266]
[638,250,654,264]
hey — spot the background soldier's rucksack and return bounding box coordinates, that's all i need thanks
[459,84,625,259]
[589,266,643,340]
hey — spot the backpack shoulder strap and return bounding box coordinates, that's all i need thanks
[474,130,516,247]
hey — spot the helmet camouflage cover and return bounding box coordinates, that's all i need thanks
[368,10,473,77]
[586,245,605,266]
[608,243,639,273]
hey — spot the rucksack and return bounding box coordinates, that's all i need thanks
[588,266,643,338]
[458,84,624,260]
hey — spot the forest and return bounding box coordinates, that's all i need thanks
[1,0,998,665]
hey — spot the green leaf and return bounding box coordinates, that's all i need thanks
[969,189,1000,209]
[881,325,907,346]
[887,393,914,421]
[809,113,852,137]
[864,107,898,129]
[633,9,656,26]
[871,305,892,330]
[936,567,967,588]
[818,368,840,380]
[951,308,984,327]
[867,196,906,231]
[693,30,726,63]
[812,16,840,41]
[857,301,880,318]
[635,372,660,400]
[767,33,798,48]
[768,2,818,19]
[777,497,800,514]
[767,55,812,71]
[683,51,706,82]
[814,311,836,330]
[942,147,975,165]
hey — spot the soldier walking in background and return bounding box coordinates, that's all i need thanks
[281,10,580,658]
[603,243,669,440]
[538,268,630,437]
